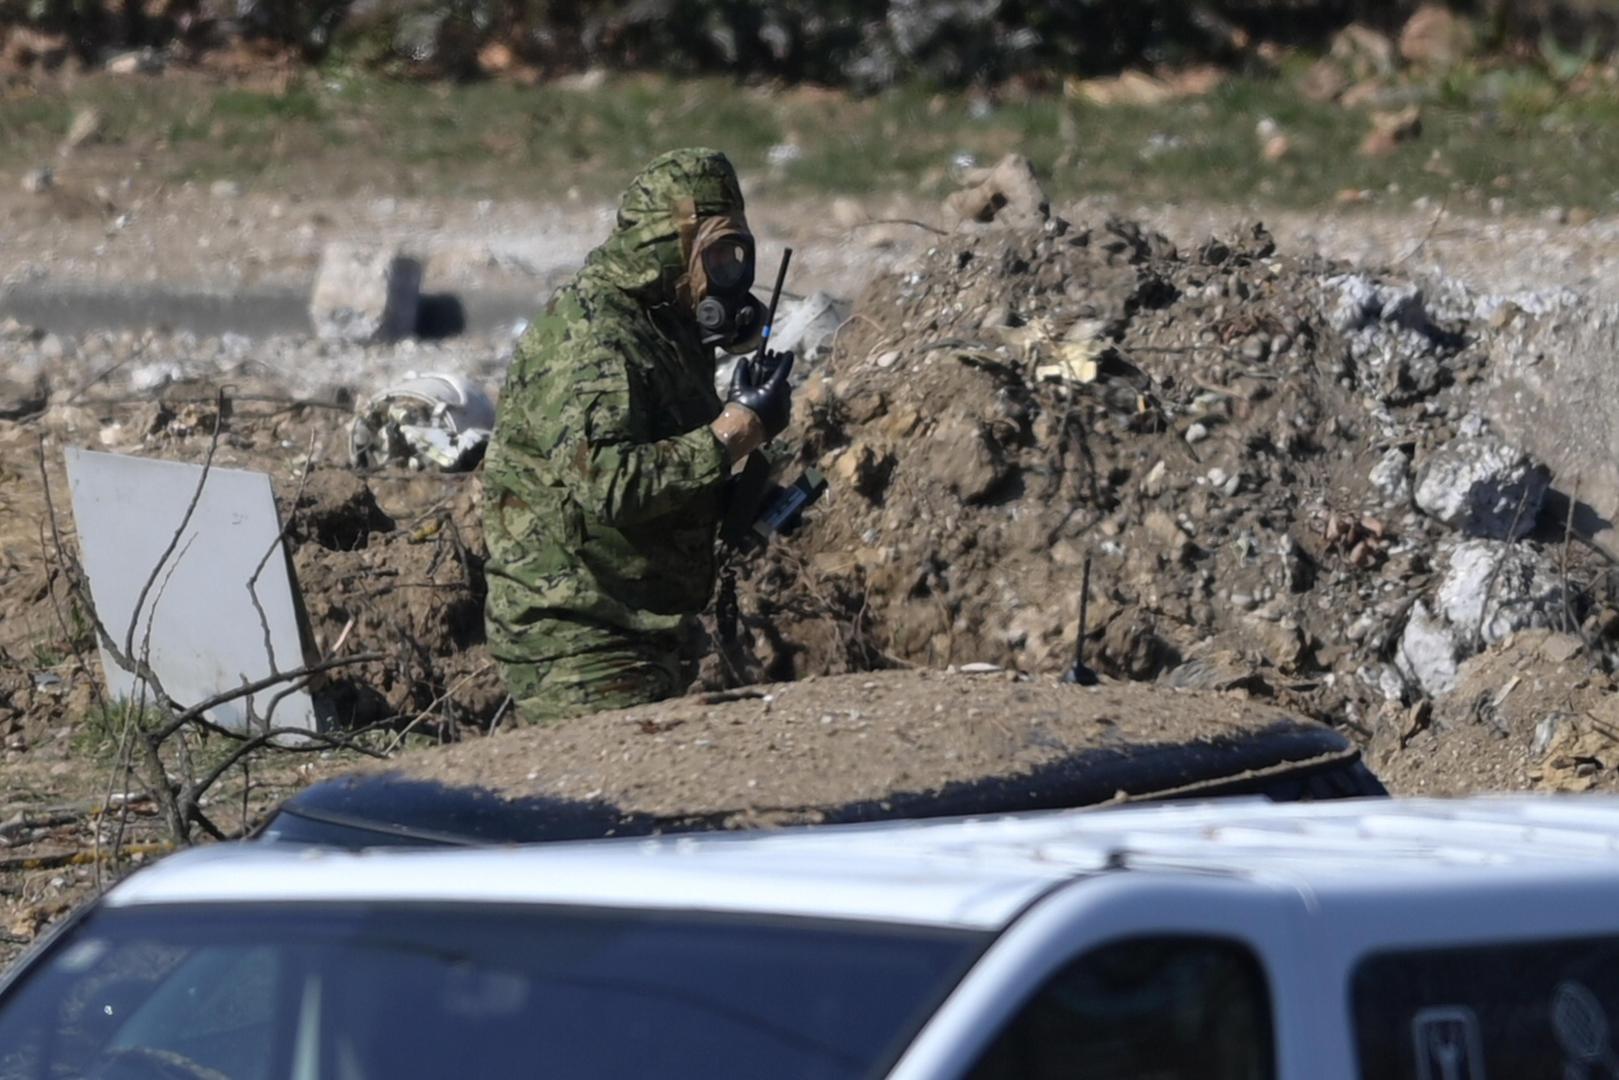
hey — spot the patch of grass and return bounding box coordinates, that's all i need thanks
[71,699,163,759]
[30,643,68,669]
[2,67,1619,211]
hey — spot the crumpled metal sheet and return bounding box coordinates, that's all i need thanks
[350,371,495,472]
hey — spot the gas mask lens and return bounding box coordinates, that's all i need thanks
[701,234,755,295]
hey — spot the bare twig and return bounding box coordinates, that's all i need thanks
[151,652,386,742]
[1561,477,1601,666]
[190,726,389,816]
[1393,193,1450,268]
[853,217,949,236]
[247,431,318,676]
[68,337,149,404]
[124,388,226,661]
[383,662,493,754]
[1477,484,1534,653]
[486,695,514,737]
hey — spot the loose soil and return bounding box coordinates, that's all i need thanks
[325,670,1350,831]
[5,197,1619,970]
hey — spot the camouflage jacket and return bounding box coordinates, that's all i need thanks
[482,149,743,660]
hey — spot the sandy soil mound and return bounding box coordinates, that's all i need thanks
[321,669,1360,831]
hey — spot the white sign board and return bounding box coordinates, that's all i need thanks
[65,448,319,732]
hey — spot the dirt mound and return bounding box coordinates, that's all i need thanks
[279,469,502,730]
[319,669,1362,831]
[1372,629,1619,795]
[721,214,1618,782]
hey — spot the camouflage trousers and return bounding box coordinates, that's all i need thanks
[496,625,689,725]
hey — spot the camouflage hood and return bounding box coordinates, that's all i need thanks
[583,147,747,305]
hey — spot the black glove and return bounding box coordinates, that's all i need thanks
[727,349,795,439]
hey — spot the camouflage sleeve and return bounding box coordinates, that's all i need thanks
[503,311,729,526]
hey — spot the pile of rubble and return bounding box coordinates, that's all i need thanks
[724,190,1617,788]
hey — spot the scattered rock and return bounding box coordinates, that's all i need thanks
[210,179,244,201]
[1331,24,1398,81]
[1360,105,1423,158]
[309,244,423,345]
[104,48,163,75]
[60,108,103,154]
[21,167,53,195]
[944,153,1050,231]
[1261,133,1292,162]
[1399,5,1476,70]
[1,28,70,71]
[0,374,48,421]
[1369,448,1413,506]
[1298,57,1351,103]
[1070,69,1178,108]
[1414,426,1548,539]
[1436,540,1566,648]
[1397,600,1456,697]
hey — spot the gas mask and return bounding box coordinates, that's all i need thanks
[685,211,767,353]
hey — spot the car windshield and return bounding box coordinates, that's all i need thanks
[0,902,984,1080]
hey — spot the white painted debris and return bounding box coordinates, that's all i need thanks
[769,291,850,368]
[350,371,495,471]
[1414,424,1548,538]
[1368,447,1412,506]
[1396,599,1457,697]
[1436,539,1565,646]
[65,448,319,732]
[309,243,422,344]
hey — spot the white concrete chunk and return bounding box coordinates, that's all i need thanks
[309,243,422,344]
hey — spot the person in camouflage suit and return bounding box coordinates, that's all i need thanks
[482,148,794,724]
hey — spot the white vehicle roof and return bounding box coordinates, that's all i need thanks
[106,796,1619,931]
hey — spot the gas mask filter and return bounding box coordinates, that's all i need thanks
[696,292,767,353]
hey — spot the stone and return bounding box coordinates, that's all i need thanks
[1142,460,1169,497]
[21,167,53,195]
[1360,106,1422,158]
[60,108,103,153]
[944,153,1049,231]
[1241,615,1306,671]
[130,362,183,392]
[37,334,73,360]
[104,48,163,75]
[1331,23,1397,80]
[1368,447,1413,506]
[1397,599,1458,697]
[1414,429,1548,538]
[210,179,244,200]
[309,244,423,345]
[0,373,48,421]
[1399,5,1475,70]
[1436,540,1566,647]
[939,422,1008,504]
[1298,57,1349,102]
[1160,650,1269,693]
[830,439,895,501]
